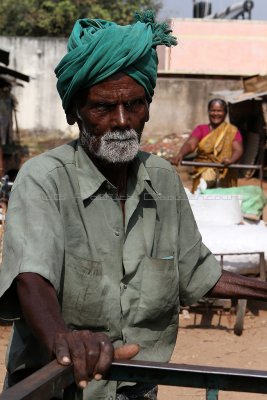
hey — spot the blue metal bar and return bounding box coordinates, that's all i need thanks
[206,388,219,400]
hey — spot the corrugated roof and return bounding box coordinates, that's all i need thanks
[211,89,267,103]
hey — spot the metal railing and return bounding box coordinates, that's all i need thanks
[214,251,266,281]
[2,359,267,400]
[180,160,264,187]
[181,160,262,170]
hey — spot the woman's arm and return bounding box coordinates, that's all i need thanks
[222,140,244,165]
[173,136,199,165]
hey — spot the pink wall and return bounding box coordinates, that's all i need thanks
[161,19,267,76]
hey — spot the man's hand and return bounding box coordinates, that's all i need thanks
[16,273,139,389]
[54,330,139,389]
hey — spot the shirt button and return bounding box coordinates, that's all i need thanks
[123,284,127,290]
[108,397,113,400]
[114,230,120,236]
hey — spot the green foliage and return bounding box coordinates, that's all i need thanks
[0,0,162,37]
[0,0,78,36]
[91,0,162,25]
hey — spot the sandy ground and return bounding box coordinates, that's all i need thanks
[0,323,10,389]
[158,301,267,400]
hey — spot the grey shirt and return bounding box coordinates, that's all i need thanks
[0,140,221,399]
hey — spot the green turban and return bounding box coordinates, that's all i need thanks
[55,10,177,112]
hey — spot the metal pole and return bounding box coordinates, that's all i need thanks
[181,160,261,170]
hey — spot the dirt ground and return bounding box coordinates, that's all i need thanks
[0,323,10,388]
[158,301,267,400]
[0,134,267,398]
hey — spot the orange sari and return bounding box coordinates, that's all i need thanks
[192,122,238,192]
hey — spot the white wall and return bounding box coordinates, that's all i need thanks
[0,36,77,136]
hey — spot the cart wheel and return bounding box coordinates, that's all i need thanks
[234,299,247,336]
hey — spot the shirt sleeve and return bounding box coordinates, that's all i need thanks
[234,130,243,142]
[0,168,64,320]
[190,125,209,141]
[176,180,222,306]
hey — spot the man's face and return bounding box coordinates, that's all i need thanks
[75,73,149,163]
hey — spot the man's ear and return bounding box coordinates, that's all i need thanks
[66,110,77,125]
[145,101,150,122]
[66,97,80,125]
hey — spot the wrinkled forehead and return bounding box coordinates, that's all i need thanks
[75,73,146,106]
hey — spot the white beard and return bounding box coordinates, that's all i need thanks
[80,127,140,164]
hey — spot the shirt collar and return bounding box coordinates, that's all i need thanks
[75,144,159,201]
[75,143,107,200]
[127,153,160,201]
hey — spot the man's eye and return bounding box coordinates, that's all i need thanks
[125,99,146,112]
[95,103,114,112]
[91,103,115,113]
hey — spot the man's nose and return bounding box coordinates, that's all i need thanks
[111,105,130,129]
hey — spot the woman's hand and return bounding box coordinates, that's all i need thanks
[171,153,183,165]
[172,136,199,166]
[221,158,231,166]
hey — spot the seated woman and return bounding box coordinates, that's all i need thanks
[175,98,244,192]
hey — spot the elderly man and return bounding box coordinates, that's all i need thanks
[0,10,267,400]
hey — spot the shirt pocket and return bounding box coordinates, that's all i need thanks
[61,251,109,331]
[134,255,179,325]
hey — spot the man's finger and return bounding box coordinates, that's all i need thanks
[92,338,114,379]
[54,335,71,365]
[114,344,140,360]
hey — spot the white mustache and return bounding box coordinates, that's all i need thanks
[101,130,138,142]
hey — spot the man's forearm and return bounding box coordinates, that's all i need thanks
[15,272,139,387]
[16,272,68,356]
[206,270,267,300]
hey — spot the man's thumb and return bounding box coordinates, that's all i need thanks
[114,344,140,360]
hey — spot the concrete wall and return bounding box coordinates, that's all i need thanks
[0,36,73,136]
[0,36,243,138]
